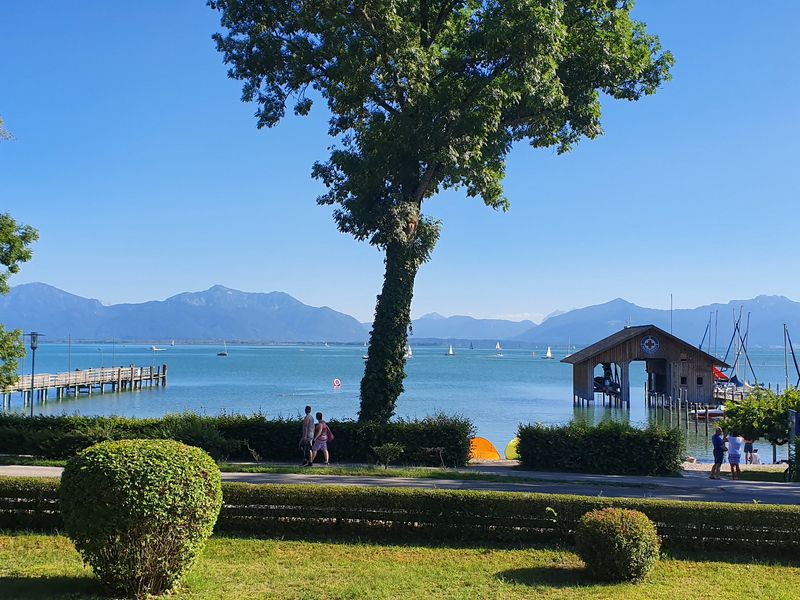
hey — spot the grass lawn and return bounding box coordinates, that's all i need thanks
[1,533,798,599]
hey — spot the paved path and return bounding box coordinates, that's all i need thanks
[2,465,798,505]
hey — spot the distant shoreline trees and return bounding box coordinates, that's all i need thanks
[210,0,673,423]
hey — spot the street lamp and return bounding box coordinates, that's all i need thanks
[24,332,43,418]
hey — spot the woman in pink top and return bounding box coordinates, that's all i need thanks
[308,411,332,466]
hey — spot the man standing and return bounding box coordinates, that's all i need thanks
[300,405,314,466]
[710,427,726,480]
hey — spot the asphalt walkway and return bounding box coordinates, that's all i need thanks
[2,464,798,505]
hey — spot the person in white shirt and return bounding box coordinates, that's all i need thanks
[726,433,744,480]
[751,449,762,465]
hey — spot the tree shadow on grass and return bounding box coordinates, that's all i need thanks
[496,565,600,590]
[0,575,104,599]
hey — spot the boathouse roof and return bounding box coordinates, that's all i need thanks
[561,324,729,368]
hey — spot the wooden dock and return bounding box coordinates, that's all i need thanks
[2,364,167,410]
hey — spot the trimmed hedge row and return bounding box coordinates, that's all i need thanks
[517,420,685,475]
[2,476,799,552]
[0,412,473,466]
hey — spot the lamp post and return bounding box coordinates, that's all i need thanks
[24,332,43,418]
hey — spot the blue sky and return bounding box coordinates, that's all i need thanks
[2,2,799,323]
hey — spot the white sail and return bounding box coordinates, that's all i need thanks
[447,344,455,356]
[495,341,503,357]
[545,346,553,359]
[405,344,413,358]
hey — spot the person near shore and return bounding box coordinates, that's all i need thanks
[299,405,315,466]
[710,427,726,480]
[744,437,754,464]
[751,448,762,464]
[727,432,744,480]
[308,411,333,466]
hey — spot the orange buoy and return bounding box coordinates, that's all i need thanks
[469,437,501,461]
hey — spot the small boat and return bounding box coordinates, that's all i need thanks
[446,344,455,356]
[150,346,165,352]
[170,340,175,347]
[690,405,725,420]
[542,346,554,359]
[362,354,369,360]
[405,344,413,359]
[217,341,228,357]
[469,342,474,350]
[495,342,503,357]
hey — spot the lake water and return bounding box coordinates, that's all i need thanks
[8,343,793,463]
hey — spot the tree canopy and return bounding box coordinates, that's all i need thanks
[0,212,38,390]
[211,0,673,421]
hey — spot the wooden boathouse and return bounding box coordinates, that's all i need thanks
[562,325,728,406]
[2,364,167,410]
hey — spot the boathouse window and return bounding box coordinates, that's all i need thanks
[697,376,704,386]
[680,376,687,385]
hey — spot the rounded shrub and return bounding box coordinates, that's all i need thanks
[575,508,660,582]
[59,439,223,598]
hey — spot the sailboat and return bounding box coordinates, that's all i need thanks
[469,342,474,350]
[149,345,165,352]
[217,341,228,357]
[170,340,175,347]
[542,346,554,360]
[446,344,455,356]
[405,344,413,359]
[495,342,503,357]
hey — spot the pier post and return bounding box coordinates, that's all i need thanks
[704,407,709,435]
[684,393,689,428]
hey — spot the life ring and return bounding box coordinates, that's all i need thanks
[332,378,342,388]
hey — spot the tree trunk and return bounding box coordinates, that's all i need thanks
[359,241,420,423]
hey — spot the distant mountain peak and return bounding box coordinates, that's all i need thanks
[418,312,446,320]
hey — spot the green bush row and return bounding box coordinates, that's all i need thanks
[3,476,798,552]
[517,420,685,475]
[0,412,473,466]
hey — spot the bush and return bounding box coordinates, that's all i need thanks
[59,440,222,598]
[575,508,660,582]
[0,411,473,466]
[4,476,800,552]
[372,442,405,468]
[517,420,684,475]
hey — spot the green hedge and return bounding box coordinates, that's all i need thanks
[517,420,685,475]
[0,412,473,466]
[2,476,798,552]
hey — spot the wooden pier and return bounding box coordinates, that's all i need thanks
[2,364,167,410]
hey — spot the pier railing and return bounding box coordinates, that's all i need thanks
[2,365,168,409]
[5,366,163,393]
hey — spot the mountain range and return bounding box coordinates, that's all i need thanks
[0,283,367,343]
[2,283,799,348]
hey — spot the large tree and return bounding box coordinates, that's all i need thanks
[211,0,673,422]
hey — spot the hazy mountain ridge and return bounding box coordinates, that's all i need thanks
[1,283,368,343]
[409,313,536,340]
[514,295,800,348]
[3,283,799,347]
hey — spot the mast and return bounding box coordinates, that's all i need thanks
[785,324,790,391]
